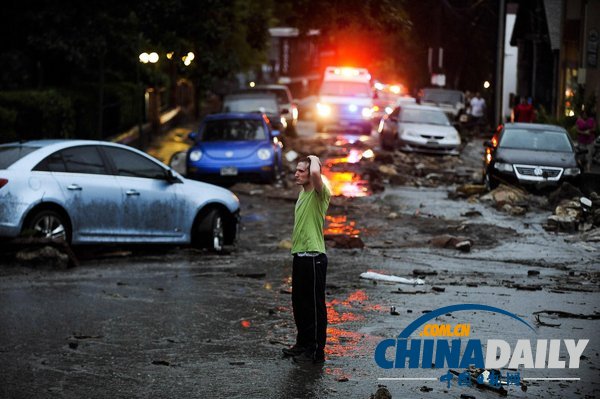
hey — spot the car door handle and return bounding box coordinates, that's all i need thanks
[126,190,140,196]
[67,184,82,191]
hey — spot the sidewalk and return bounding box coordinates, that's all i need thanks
[145,121,197,166]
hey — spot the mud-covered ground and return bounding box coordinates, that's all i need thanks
[0,122,599,399]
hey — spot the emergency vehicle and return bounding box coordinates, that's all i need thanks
[315,67,374,134]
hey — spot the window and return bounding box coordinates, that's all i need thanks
[401,109,450,126]
[34,152,67,172]
[202,119,267,141]
[319,81,372,97]
[37,146,108,175]
[0,146,41,169]
[102,146,166,179]
[500,129,572,152]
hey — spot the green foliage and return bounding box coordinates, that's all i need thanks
[103,83,142,137]
[0,106,18,143]
[0,90,74,141]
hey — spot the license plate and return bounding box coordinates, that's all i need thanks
[427,140,439,145]
[220,167,238,176]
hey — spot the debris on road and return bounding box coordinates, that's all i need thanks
[6,237,80,268]
[152,360,171,366]
[480,184,530,211]
[545,191,600,233]
[453,183,487,198]
[412,269,438,276]
[448,368,509,396]
[534,314,561,327]
[533,310,600,320]
[236,272,266,279]
[360,271,425,285]
[370,386,392,399]
[278,239,292,249]
[15,246,70,269]
[429,234,473,252]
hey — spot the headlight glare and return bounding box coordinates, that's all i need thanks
[362,107,373,118]
[257,148,271,160]
[316,103,331,117]
[189,150,202,162]
[494,162,513,172]
[563,167,580,176]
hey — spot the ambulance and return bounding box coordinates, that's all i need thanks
[315,67,374,134]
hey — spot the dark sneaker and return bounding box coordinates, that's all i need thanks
[282,345,306,357]
[292,351,325,365]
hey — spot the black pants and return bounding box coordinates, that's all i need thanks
[292,254,328,356]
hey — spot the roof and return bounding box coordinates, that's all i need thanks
[1,139,127,148]
[400,103,446,112]
[422,87,463,95]
[225,92,277,100]
[251,84,290,91]
[204,112,266,121]
[503,122,566,132]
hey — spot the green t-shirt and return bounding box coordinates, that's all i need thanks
[291,184,331,254]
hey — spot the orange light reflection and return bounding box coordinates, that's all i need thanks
[324,215,360,236]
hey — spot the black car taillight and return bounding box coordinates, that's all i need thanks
[0,179,8,189]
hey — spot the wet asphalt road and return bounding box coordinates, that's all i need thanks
[1,121,599,399]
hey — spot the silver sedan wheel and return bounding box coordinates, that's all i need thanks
[31,212,67,241]
[212,215,224,252]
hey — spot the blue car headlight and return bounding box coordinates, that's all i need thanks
[189,150,203,162]
[257,148,271,160]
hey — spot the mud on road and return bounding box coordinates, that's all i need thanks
[0,129,599,399]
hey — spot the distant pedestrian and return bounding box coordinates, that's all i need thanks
[576,110,597,170]
[512,96,535,123]
[282,155,331,365]
[469,91,486,129]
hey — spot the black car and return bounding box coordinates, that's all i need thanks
[483,123,584,190]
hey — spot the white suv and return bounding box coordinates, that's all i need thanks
[244,84,298,134]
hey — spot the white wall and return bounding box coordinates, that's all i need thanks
[502,13,518,122]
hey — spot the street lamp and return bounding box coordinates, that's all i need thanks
[138,51,161,144]
[139,52,159,64]
[182,51,195,67]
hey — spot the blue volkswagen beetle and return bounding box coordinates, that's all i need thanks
[185,113,283,184]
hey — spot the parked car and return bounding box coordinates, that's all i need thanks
[185,113,283,184]
[0,140,240,251]
[241,84,298,133]
[378,104,461,155]
[419,88,465,122]
[222,92,287,131]
[483,123,583,190]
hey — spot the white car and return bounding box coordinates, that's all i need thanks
[0,140,240,252]
[378,104,461,155]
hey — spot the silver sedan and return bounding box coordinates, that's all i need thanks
[0,140,240,251]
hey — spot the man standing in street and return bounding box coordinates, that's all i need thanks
[283,155,331,365]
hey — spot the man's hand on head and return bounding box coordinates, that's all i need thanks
[307,155,323,193]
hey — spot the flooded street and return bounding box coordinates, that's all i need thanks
[1,121,599,399]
